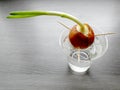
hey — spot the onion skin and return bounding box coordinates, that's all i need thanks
[69,24,95,49]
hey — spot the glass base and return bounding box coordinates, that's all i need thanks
[68,50,91,73]
[68,62,90,73]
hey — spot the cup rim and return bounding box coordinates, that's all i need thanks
[59,28,108,60]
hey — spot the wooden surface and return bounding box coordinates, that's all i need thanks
[0,0,120,90]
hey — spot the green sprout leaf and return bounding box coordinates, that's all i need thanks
[7,10,86,33]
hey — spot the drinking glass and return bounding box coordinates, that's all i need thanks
[59,28,108,73]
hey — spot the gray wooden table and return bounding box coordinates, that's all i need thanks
[0,0,120,90]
